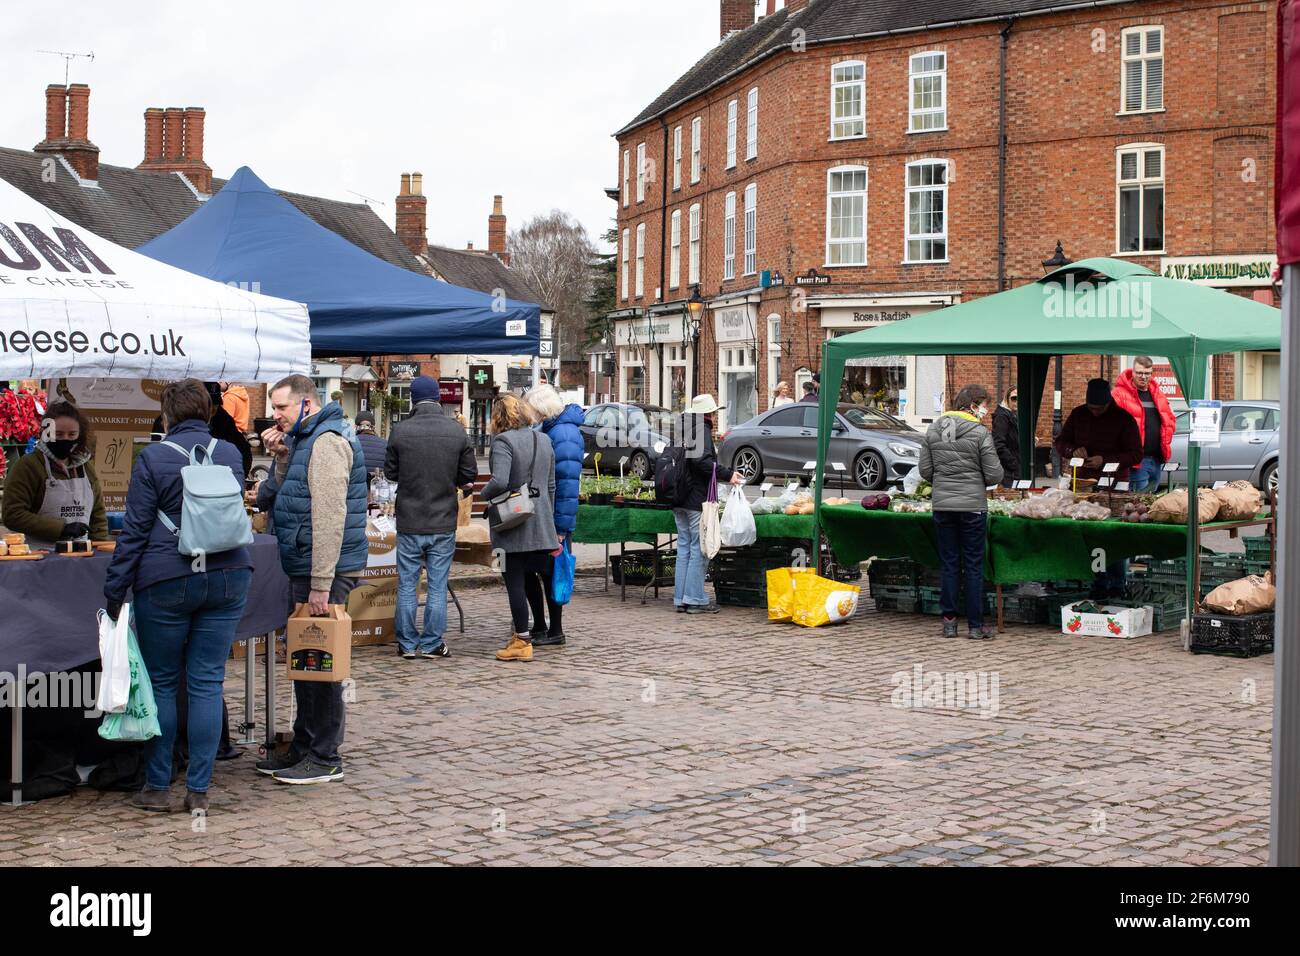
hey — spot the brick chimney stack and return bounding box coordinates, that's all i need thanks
[720,0,757,38]
[394,172,428,257]
[34,83,99,181]
[786,0,809,12]
[488,195,509,266]
[137,105,213,193]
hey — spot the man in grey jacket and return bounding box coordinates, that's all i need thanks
[384,376,477,659]
[919,384,1004,640]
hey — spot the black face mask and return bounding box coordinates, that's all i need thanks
[48,439,78,460]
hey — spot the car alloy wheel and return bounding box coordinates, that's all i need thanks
[1264,462,1279,497]
[629,451,650,480]
[734,447,763,483]
[855,451,885,490]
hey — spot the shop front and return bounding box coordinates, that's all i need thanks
[1160,254,1280,401]
[711,297,760,432]
[613,308,694,411]
[812,293,958,427]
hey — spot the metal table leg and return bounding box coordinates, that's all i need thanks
[448,582,465,633]
[996,585,1005,633]
[620,540,626,603]
[241,635,257,745]
[265,631,278,748]
[604,543,609,591]
[8,672,30,807]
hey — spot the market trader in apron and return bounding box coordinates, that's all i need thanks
[1,401,109,549]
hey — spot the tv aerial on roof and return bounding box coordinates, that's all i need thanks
[347,190,386,207]
[36,50,94,87]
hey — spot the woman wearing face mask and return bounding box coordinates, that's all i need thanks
[1,401,109,550]
[918,384,1004,641]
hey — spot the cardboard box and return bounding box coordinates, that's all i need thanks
[285,604,352,681]
[1060,603,1153,639]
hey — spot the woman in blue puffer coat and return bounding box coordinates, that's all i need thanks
[523,385,584,646]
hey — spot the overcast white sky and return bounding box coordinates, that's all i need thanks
[2,0,719,252]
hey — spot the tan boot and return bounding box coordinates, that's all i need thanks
[495,634,533,662]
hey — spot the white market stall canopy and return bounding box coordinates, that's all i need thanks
[0,177,310,383]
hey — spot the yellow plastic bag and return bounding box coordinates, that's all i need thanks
[790,572,861,628]
[766,567,814,622]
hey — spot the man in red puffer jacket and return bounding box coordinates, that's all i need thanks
[1111,357,1175,492]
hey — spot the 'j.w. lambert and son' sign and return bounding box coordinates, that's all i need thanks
[1161,255,1277,286]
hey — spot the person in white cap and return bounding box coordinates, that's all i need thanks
[670,394,744,614]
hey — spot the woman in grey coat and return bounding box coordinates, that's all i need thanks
[480,394,559,662]
[919,384,1004,641]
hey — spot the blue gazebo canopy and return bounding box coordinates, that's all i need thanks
[140,167,540,356]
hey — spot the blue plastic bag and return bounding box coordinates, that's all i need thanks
[98,611,161,742]
[552,541,576,606]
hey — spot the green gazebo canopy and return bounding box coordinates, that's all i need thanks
[814,257,1282,619]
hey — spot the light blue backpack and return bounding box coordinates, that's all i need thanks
[156,439,254,557]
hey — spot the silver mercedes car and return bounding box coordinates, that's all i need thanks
[718,403,922,490]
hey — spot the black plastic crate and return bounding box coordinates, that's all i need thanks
[867,558,918,589]
[714,582,768,608]
[874,595,919,613]
[1190,611,1274,658]
[611,551,675,586]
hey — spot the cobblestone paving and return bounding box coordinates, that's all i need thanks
[0,577,1273,866]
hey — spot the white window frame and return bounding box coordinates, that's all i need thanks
[1120,25,1164,114]
[830,60,866,140]
[620,227,630,299]
[622,150,630,208]
[723,191,737,281]
[688,204,701,285]
[690,117,702,184]
[673,126,682,191]
[726,99,738,169]
[825,165,868,267]
[743,183,757,276]
[766,313,782,408]
[908,51,947,133]
[636,142,647,203]
[669,209,682,290]
[746,87,759,160]
[903,159,949,263]
[635,222,646,297]
[1114,143,1165,255]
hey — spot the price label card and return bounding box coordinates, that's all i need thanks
[1069,457,1085,469]
[1212,480,1227,489]
[830,462,847,472]
[1163,462,1181,473]
[1102,462,1121,473]
[1114,481,1130,492]
[1014,480,1033,490]
[803,461,818,470]
[1097,477,1114,488]
[759,482,773,494]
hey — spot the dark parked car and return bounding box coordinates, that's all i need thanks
[1168,399,1279,493]
[579,402,674,480]
[718,403,922,489]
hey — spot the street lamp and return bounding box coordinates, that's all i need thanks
[1042,241,1074,480]
[687,283,705,398]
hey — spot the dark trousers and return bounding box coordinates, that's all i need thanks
[933,511,988,629]
[288,575,357,767]
[503,550,556,636]
[522,563,564,638]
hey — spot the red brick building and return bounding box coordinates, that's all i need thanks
[610,0,1279,441]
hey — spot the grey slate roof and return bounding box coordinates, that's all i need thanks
[424,244,550,309]
[0,145,424,272]
[618,0,1146,134]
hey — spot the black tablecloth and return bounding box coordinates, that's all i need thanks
[0,534,290,673]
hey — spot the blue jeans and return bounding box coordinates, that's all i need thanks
[133,567,252,793]
[933,511,988,629]
[1130,455,1163,492]
[395,532,456,653]
[672,508,708,606]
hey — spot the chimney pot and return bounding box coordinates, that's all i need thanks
[400,173,411,196]
[42,85,68,144]
[412,172,423,196]
[182,107,205,163]
[487,195,508,265]
[143,108,164,164]
[66,84,90,142]
[137,105,213,193]
[394,171,428,256]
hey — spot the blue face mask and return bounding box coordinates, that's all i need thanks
[286,399,308,438]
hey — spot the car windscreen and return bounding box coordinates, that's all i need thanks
[841,406,906,430]
[628,406,671,434]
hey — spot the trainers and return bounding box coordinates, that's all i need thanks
[184,790,209,814]
[942,617,958,639]
[399,647,418,659]
[683,603,721,614]
[421,643,450,659]
[255,750,301,777]
[495,635,533,662]
[967,625,995,641]
[131,788,172,812]
[532,632,566,647]
[273,757,344,785]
